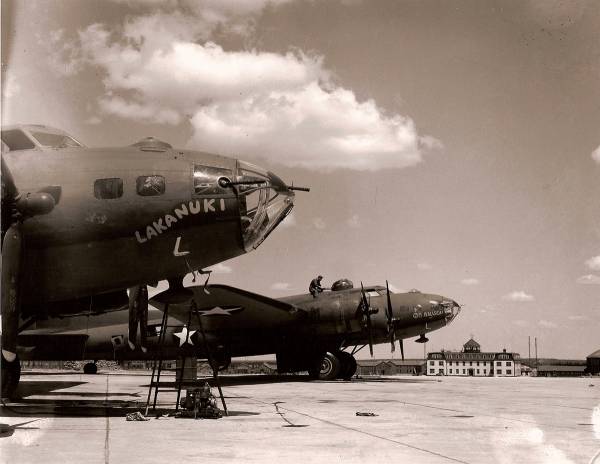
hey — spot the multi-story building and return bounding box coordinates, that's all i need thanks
[426,338,521,377]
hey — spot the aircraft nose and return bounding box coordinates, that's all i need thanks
[441,298,461,323]
[236,160,296,251]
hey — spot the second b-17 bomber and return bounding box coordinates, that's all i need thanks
[18,279,462,381]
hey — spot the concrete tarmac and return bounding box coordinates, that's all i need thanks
[1,371,599,464]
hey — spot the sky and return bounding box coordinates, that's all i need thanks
[2,0,599,359]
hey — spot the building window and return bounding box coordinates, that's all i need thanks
[483,369,487,374]
[469,361,472,366]
[462,361,465,366]
[477,369,480,374]
[439,361,443,366]
[496,369,501,375]
[429,369,434,374]
[507,370,512,375]
[430,361,434,366]
[476,361,480,366]
[94,178,123,199]
[506,361,512,367]
[462,369,465,374]
[449,361,452,366]
[137,175,165,196]
[438,369,443,374]
[449,369,453,374]
[496,361,501,366]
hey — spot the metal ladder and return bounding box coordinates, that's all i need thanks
[144,303,187,414]
[144,300,228,416]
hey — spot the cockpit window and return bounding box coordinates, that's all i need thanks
[30,131,82,149]
[1,129,36,151]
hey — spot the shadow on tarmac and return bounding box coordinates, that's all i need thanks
[0,398,145,418]
[16,380,87,397]
[160,374,432,388]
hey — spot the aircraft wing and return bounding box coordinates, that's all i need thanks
[150,284,307,328]
[17,333,89,360]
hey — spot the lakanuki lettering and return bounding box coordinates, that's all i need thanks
[135,199,226,244]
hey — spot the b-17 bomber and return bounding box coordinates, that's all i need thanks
[1,124,303,398]
[17,279,461,381]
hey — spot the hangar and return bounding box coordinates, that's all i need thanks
[586,349,600,375]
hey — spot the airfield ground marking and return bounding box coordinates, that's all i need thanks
[399,400,591,431]
[226,392,470,464]
[104,374,110,464]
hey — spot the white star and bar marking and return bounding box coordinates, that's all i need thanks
[199,306,243,316]
[173,326,197,347]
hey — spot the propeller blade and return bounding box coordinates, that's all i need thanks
[385,280,395,353]
[399,339,405,361]
[1,223,23,358]
[127,285,141,349]
[360,282,374,357]
[1,157,19,203]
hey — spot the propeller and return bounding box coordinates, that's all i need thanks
[385,280,395,353]
[359,282,374,357]
[1,158,56,367]
[385,280,405,360]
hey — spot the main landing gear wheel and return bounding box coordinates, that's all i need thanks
[1,352,21,400]
[309,352,341,381]
[83,362,98,375]
[336,351,357,380]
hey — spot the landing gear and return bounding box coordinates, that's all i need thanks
[1,352,21,399]
[308,351,357,381]
[83,362,98,375]
[309,352,341,380]
[337,351,357,380]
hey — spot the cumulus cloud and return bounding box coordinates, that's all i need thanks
[207,262,233,274]
[576,274,600,285]
[346,214,360,228]
[592,145,600,164]
[512,319,528,327]
[538,319,558,329]
[503,291,535,302]
[270,282,292,291]
[1,74,21,99]
[313,217,326,230]
[460,278,480,286]
[585,255,600,271]
[53,3,438,171]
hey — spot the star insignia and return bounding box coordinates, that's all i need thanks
[173,326,197,347]
[198,306,243,316]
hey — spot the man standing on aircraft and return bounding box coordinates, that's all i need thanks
[309,275,324,298]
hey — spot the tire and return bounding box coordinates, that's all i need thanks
[83,362,98,375]
[336,351,357,380]
[1,352,21,399]
[316,352,341,381]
